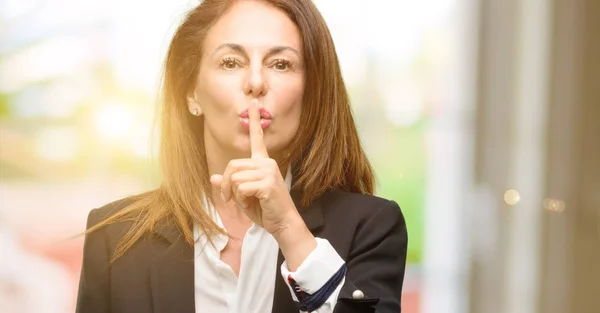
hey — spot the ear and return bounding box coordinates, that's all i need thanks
[187,94,203,116]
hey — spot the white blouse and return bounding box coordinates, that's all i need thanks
[193,169,345,313]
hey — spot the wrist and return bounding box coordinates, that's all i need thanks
[273,212,317,271]
[272,211,310,246]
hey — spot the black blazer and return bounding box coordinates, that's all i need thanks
[76,188,408,313]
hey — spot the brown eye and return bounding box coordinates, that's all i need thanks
[273,60,292,71]
[221,58,239,70]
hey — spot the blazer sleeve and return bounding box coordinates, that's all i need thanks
[334,200,408,313]
[76,208,111,313]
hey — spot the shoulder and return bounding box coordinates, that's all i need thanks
[318,190,404,224]
[82,195,146,257]
[321,190,401,213]
[86,196,136,229]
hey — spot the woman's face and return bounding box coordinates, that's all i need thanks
[188,0,305,159]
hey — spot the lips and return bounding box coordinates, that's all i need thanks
[239,107,272,129]
[239,107,271,119]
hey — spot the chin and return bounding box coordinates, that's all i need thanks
[229,135,287,157]
[230,145,252,158]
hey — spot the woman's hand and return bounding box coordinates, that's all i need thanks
[210,99,316,270]
[210,99,295,235]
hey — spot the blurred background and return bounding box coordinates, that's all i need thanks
[0,0,598,312]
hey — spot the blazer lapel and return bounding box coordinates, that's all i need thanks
[271,187,326,313]
[151,222,195,313]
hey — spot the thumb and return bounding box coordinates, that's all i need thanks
[210,174,223,186]
[210,174,224,200]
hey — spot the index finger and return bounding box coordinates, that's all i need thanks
[249,99,269,158]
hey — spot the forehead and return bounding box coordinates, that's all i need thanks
[204,1,303,53]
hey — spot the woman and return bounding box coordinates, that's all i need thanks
[76,0,408,313]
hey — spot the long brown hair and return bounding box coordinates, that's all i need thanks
[89,0,374,261]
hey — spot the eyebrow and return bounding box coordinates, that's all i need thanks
[211,43,302,60]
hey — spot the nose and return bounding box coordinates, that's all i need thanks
[243,64,268,98]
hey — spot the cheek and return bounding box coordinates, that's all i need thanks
[273,78,304,123]
[195,73,240,114]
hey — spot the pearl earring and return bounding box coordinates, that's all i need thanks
[191,108,199,116]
